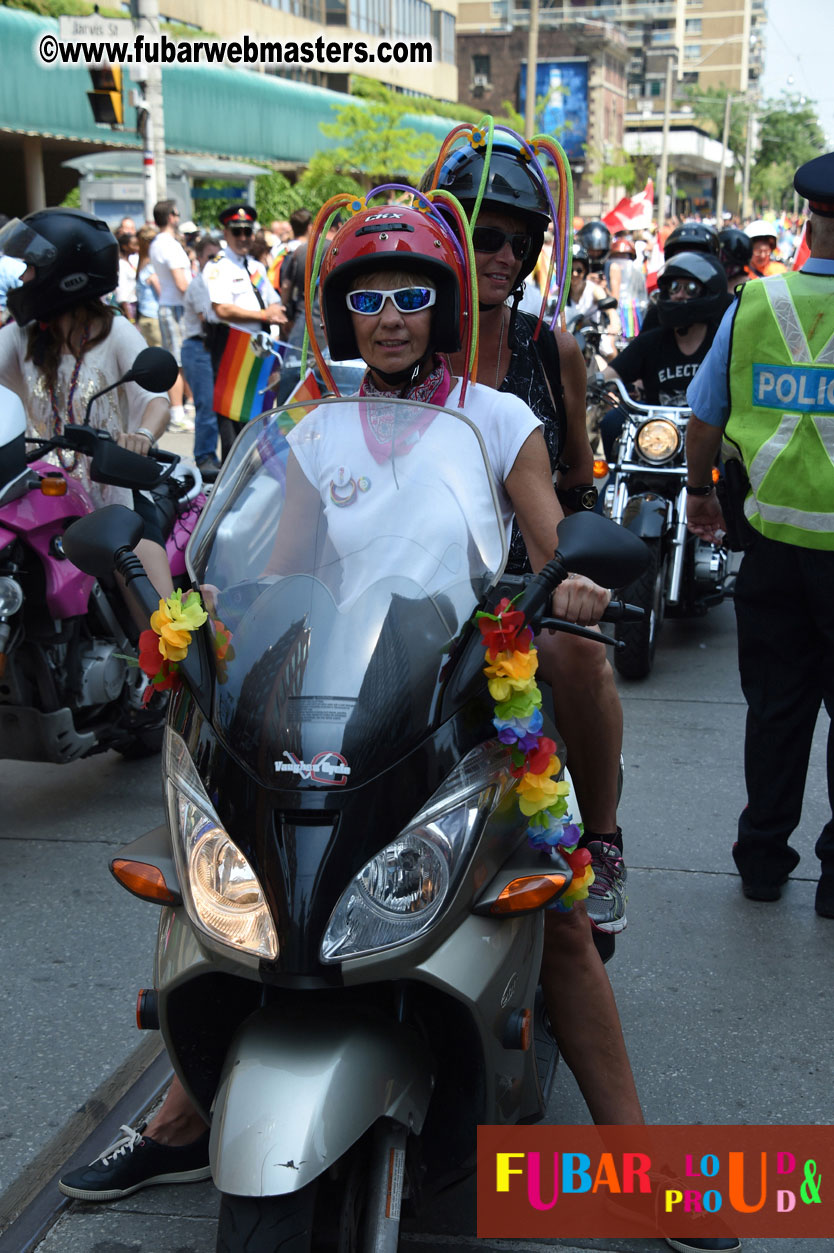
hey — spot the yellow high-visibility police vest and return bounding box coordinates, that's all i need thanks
[726,269,834,550]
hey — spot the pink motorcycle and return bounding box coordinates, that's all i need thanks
[0,348,205,761]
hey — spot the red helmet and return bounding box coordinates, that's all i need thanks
[609,237,637,259]
[320,205,464,361]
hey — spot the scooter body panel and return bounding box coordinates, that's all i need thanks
[209,1005,434,1195]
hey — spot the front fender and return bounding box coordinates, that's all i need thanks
[210,1005,433,1196]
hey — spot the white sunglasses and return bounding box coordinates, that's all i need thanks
[346,287,437,315]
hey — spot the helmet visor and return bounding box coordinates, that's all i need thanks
[0,219,58,268]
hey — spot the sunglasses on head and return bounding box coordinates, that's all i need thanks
[346,287,437,315]
[471,226,531,260]
[229,225,254,238]
[661,277,704,297]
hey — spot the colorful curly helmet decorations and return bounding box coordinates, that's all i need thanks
[426,116,575,336]
[303,183,480,402]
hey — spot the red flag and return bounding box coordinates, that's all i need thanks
[792,223,810,270]
[602,180,654,234]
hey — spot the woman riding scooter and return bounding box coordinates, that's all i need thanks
[0,208,173,601]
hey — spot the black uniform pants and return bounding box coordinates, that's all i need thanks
[733,533,834,881]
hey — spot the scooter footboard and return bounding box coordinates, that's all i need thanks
[210,1004,434,1196]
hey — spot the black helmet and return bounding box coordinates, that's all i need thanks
[576,220,611,259]
[718,227,753,279]
[0,208,118,326]
[663,222,720,260]
[425,139,551,283]
[572,244,590,273]
[657,251,727,328]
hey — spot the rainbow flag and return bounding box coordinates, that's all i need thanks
[266,247,286,291]
[213,328,280,424]
[256,370,323,485]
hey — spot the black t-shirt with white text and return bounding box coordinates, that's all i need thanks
[612,324,717,406]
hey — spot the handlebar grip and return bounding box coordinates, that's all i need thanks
[152,448,179,464]
[601,600,646,622]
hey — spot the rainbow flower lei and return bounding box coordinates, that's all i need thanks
[134,589,208,704]
[476,597,594,911]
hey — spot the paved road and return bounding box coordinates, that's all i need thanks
[1,590,831,1251]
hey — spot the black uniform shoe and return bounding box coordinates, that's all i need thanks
[666,1238,742,1252]
[815,874,834,918]
[58,1125,210,1201]
[196,457,220,483]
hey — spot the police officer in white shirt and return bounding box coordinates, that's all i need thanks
[203,203,286,457]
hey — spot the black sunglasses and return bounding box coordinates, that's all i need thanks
[229,225,254,238]
[472,226,531,261]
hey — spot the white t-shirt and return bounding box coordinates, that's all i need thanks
[286,380,540,605]
[149,231,191,307]
[183,272,211,340]
[203,251,278,334]
[0,316,167,508]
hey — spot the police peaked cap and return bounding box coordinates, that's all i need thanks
[794,152,834,218]
[219,203,257,227]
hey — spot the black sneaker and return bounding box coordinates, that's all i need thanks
[58,1124,211,1202]
[666,1240,741,1252]
[816,874,834,918]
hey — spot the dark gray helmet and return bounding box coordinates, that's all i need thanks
[657,251,727,328]
[0,208,118,326]
[664,222,720,260]
[576,220,611,258]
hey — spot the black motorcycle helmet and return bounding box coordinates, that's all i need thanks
[424,140,551,285]
[0,208,119,326]
[576,219,611,261]
[572,244,591,275]
[718,227,753,279]
[656,251,727,329]
[663,222,720,260]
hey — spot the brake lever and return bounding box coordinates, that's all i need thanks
[539,617,622,648]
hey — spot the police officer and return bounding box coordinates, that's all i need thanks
[685,152,834,918]
[203,203,286,457]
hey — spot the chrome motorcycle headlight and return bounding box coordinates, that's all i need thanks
[321,742,515,964]
[635,418,681,464]
[0,576,23,618]
[164,728,278,960]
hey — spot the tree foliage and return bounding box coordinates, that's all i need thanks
[682,84,748,159]
[752,92,826,210]
[590,146,637,196]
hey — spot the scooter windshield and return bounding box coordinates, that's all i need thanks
[187,396,509,788]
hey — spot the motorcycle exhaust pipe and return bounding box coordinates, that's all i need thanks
[667,485,689,607]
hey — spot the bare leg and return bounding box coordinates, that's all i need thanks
[168,371,184,411]
[539,629,622,833]
[540,906,643,1124]
[144,1073,209,1145]
[118,540,175,633]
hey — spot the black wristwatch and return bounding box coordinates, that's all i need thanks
[557,483,599,511]
[685,483,715,496]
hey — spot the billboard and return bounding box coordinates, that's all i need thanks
[519,59,589,161]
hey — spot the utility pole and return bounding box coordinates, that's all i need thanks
[525,0,540,141]
[131,0,166,204]
[715,92,733,225]
[658,53,675,231]
[742,104,756,220]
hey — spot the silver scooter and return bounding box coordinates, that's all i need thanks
[65,394,647,1251]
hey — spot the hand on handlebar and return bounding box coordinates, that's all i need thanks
[117,430,154,457]
[550,574,611,628]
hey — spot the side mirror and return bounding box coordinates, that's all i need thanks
[555,512,649,589]
[122,347,179,394]
[63,504,144,581]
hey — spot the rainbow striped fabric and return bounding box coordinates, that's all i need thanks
[212,328,281,424]
[266,247,286,291]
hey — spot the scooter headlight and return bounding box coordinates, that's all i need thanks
[164,728,278,960]
[635,418,681,464]
[0,576,23,618]
[320,742,514,964]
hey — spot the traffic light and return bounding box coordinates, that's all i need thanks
[87,65,123,126]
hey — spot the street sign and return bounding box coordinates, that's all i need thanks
[59,15,135,43]
[192,187,247,200]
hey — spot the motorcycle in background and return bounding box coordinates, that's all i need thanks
[595,376,730,679]
[64,394,648,1252]
[0,348,205,762]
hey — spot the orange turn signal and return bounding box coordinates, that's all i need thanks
[40,475,67,496]
[712,465,720,484]
[111,859,179,904]
[490,873,567,914]
[593,458,609,479]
